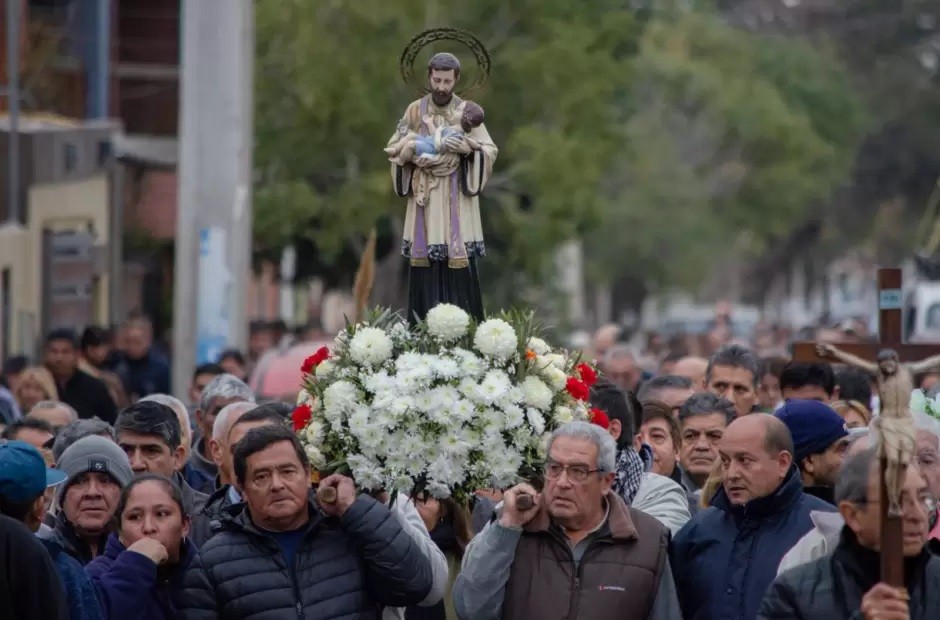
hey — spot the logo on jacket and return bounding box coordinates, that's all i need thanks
[598,585,627,592]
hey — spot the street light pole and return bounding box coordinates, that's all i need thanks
[6,0,21,224]
[172,0,254,398]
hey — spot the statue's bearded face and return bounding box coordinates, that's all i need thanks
[429,69,457,106]
[879,358,899,376]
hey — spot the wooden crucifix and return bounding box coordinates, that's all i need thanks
[793,267,940,588]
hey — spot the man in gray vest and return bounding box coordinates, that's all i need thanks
[453,421,680,619]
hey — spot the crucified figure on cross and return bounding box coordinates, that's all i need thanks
[816,343,940,515]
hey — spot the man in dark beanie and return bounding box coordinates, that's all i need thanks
[38,435,133,565]
[114,400,212,546]
[775,399,851,505]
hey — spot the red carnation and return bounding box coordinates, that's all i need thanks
[589,408,610,429]
[577,363,598,387]
[301,346,330,375]
[292,403,312,432]
[566,377,590,401]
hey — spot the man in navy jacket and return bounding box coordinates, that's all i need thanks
[671,413,835,620]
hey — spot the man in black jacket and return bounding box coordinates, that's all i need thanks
[114,400,214,547]
[760,446,940,619]
[178,425,433,618]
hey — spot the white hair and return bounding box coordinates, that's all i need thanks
[547,421,617,473]
[199,374,255,412]
[212,401,258,440]
[914,411,940,443]
[29,400,78,423]
[140,394,191,440]
[603,344,636,364]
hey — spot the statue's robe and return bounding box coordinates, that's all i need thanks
[388,94,497,323]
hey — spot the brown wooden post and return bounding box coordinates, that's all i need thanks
[876,268,905,588]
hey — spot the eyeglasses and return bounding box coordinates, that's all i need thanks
[544,460,603,483]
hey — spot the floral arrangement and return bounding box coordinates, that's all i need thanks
[910,389,940,423]
[292,304,595,501]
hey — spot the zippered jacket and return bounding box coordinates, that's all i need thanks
[176,495,433,619]
[670,466,835,620]
[85,533,195,619]
[452,492,680,620]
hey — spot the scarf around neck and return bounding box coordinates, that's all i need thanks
[612,446,648,506]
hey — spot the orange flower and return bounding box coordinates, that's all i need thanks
[525,350,537,360]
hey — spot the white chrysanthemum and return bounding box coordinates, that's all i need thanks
[502,403,526,430]
[554,405,574,424]
[452,398,476,423]
[526,337,551,356]
[315,359,337,380]
[302,420,326,446]
[535,359,567,391]
[322,380,362,419]
[488,451,523,488]
[477,370,512,404]
[522,376,553,411]
[544,353,566,370]
[473,319,519,360]
[452,348,485,378]
[304,444,326,469]
[391,475,416,496]
[426,304,471,341]
[347,455,384,490]
[414,389,436,412]
[432,357,460,380]
[526,407,546,435]
[348,327,394,367]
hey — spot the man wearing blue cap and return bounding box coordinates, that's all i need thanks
[775,399,851,506]
[0,440,102,619]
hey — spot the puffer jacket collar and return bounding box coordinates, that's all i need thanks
[712,465,805,521]
[218,497,325,543]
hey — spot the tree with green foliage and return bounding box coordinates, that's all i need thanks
[254,1,866,311]
[586,11,867,302]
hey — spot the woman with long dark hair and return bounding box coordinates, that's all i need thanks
[407,497,474,620]
[85,474,196,619]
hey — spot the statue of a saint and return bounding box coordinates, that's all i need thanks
[816,344,940,515]
[388,51,498,323]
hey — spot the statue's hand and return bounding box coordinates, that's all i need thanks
[816,343,835,358]
[442,134,472,155]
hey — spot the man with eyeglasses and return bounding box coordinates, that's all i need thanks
[453,421,680,620]
[760,447,940,619]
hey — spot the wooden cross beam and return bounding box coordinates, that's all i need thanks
[792,269,940,364]
[793,267,940,588]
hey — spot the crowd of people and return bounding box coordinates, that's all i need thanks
[1,310,940,618]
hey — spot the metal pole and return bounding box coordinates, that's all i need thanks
[173,0,253,398]
[6,0,21,223]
